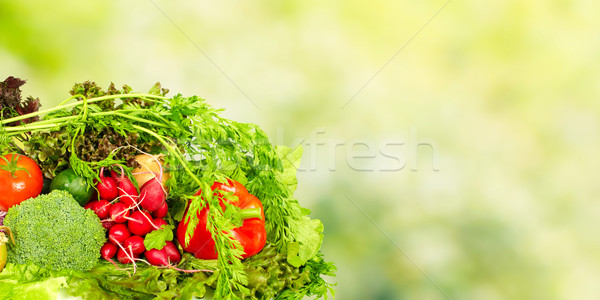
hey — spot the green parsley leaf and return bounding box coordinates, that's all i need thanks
[144,225,175,250]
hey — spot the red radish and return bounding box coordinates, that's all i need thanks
[124,235,146,255]
[118,177,139,207]
[84,201,97,210]
[127,210,153,236]
[144,248,171,266]
[152,201,168,218]
[152,218,168,230]
[109,202,130,223]
[145,243,181,266]
[138,177,166,212]
[111,169,139,207]
[102,220,115,230]
[84,200,99,211]
[109,223,131,245]
[101,242,118,260]
[97,169,118,201]
[117,249,138,264]
[93,200,111,219]
[163,241,181,264]
[85,200,112,219]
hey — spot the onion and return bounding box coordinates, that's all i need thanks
[131,154,169,189]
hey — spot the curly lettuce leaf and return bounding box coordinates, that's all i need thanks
[273,146,325,268]
[274,145,303,193]
[64,260,212,300]
[0,263,67,300]
[0,76,41,125]
[286,211,325,268]
[0,243,335,300]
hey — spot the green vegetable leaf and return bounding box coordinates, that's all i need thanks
[147,82,169,96]
[286,211,325,268]
[144,224,175,250]
[0,263,67,300]
[275,145,303,193]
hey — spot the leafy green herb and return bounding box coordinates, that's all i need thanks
[144,225,175,251]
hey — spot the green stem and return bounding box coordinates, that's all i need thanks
[0,155,31,177]
[2,110,168,135]
[1,123,61,132]
[22,115,78,126]
[57,94,85,106]
[145,110,179,129]
[0,93,167,125]
[112,112,168,128]
[239,208,261,220]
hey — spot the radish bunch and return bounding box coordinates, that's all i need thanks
[84,167,180,267]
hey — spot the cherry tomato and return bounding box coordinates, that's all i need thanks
[0,154,44,211]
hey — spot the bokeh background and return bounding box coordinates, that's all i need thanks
[2,1,600,299]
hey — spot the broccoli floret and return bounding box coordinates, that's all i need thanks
[4,190,106,271]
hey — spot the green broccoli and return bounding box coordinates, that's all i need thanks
[4,190,106,271]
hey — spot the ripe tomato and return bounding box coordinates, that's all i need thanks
[0,154,44,211]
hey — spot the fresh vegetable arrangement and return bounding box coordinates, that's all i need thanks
[0,77,335,299]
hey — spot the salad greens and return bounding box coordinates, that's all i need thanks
[0,243,335,299]
[0,79,335,299]
[0,76,41,125]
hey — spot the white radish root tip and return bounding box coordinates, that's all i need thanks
[114,239,138,275]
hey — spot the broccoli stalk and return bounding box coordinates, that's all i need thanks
[3,190,106,271]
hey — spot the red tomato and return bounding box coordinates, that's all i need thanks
[0,154,44,211]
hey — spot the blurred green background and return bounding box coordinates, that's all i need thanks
[2,1,600,299]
